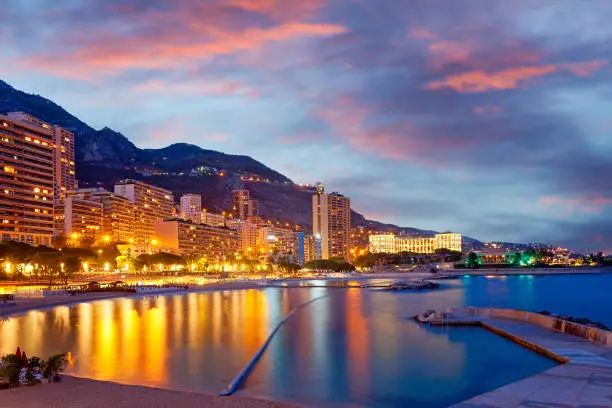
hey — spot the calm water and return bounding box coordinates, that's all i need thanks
[1,273,610,407]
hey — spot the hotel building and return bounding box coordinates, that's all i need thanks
[155,218,238,260]
[201,211,226,227]
[72,188,135,243]
[312,183,351,260]
[369,232,463,254]
[54,192,103,243]
[0,113,55,246]
[114,179,174,247]
[180,194,201,223]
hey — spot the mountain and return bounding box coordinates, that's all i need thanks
[0,79,477,240]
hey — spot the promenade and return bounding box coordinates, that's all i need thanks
[422,310,612,408]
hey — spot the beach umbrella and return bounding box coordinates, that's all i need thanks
[16,347,21,359]
[21,351,28,368]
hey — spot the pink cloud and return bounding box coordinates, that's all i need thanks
[133,79,261,98]
[561,60,608,76]
[539,196,612,215]
[425,60,606,92]
[474,105,503,115]
[18,2,347,79]
[407,27,437,40]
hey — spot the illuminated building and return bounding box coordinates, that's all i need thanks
[54,192,103,243]
[5,112,75,201]
[73,188,134,243]
[248,199,259,217]
[155,218,238,260]
[114,179,174,247]
[368,234,396,254]
[312,182,351,260]
[233,220,259,256]
[369,232,463,254]
[0,113,55,246]
[180,194,201,223]
[232,189,258,219]
[434,232,462,252]
[258,226,298,258]
[201,211,226,227]
[232,189,249,219]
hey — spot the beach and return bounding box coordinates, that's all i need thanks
[1,376,296,408]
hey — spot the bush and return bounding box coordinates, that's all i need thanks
[0,354,22,386]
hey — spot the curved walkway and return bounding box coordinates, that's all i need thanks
[423,310,612,407]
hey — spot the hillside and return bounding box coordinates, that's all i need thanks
[0,79,477,241]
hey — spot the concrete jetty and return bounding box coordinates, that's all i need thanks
[415,307,612,407]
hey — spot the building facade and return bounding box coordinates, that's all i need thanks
[180,194,202,223]
[73,188,135,243]
[155,218,238,260]
[201,211,226,227]
[0,113,55,246]
[312,183,351,260]
[114,179,174,247]
[232,189,250,219]
[53,126,75,200]
[258,226,298,257]
[369,232,463,254]
[54,193,103,243]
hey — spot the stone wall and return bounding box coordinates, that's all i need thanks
[452,307,612,347]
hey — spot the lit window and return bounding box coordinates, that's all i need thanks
[34,188,40,193]
[25,136,32,141]
[3,166,14,173]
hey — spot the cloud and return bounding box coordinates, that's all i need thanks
[10,0,347,79]
[474,105,502,115]
[424,60,607,93]
[539,196,612,215]
[407,27,436,40]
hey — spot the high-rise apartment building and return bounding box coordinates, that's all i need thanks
[234,220,260,256]
[180,194,201,223]
[53,126,75,200]
[232,189,249,219]
[114,179,174,246]
[312,183,351,260]
[72,188,135,243]
[54,192,103,243]
[0,113,55,246]
[248,199,259,217]
[155,218,238,260]
[6,112,75,201]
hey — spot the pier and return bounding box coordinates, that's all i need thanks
[416,307,612,407]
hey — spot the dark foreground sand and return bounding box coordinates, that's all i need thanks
[1,376,297,408]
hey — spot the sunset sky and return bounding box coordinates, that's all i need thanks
[2,0,611,251]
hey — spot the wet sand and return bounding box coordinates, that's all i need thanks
[0,376,297,408]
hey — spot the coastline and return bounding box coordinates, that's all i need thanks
[0,376,297,408]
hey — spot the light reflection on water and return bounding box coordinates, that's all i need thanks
[2,274,609,406]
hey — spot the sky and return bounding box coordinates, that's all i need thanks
[1,0,612,252]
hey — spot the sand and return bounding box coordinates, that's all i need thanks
[0,376,297,408]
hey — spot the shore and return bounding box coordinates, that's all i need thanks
[1,376,296,408]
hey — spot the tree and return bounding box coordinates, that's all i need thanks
[59,256,81,285]
[466,252,480,269]
[31,252,61,284]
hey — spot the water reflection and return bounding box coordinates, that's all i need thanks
[0,278,579,407]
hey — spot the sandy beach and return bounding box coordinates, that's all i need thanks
[0,376,297,408]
